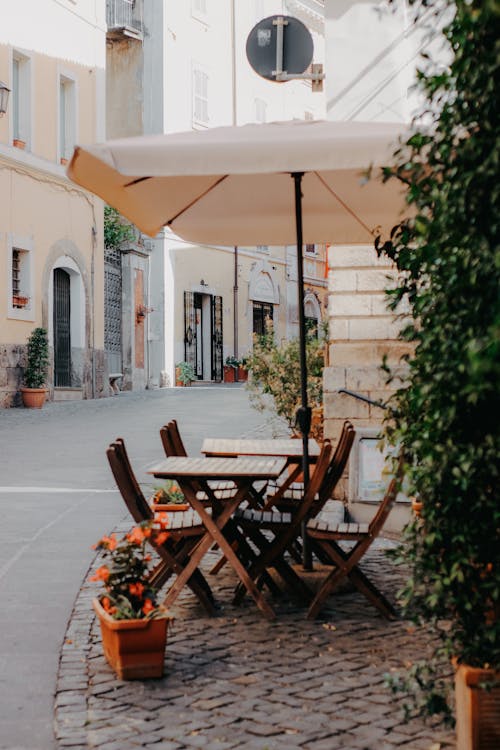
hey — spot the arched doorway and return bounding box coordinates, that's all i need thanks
[53,268,71,386]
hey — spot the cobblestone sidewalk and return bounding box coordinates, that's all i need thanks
[55,530,455,750]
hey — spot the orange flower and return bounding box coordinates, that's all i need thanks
[102,534,118,550]
[129,582,145,598]
[127,526,146,545]
[156,512,170,530]
[90,565,110,582]
[101,596,117,614]
[154,531,169,546]
[142,598,155,615]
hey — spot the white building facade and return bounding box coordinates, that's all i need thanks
[106,0,327,390]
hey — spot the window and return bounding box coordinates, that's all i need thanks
[8,237,33,319]
[305,244,316,255]
[253,302,273,337]
[254,98,267,123]
[192,66,209,126]
[59,75,76,163]
[12,51,31,148]
[304,111,314,121]
[256,245,269,254]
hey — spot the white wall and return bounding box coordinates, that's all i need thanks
[0,0,106,69]
[324,0,423,123]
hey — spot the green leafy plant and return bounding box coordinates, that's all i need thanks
[225,355,240,368]
[152,480,185,505]
[245,319,325,439]
[104,205,135,250]
[377,0,500,722]
[175,361,196,385]
[23,327,49,388]
[90,519,170,620]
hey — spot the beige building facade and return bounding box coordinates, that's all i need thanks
[0,1,107,407]
[323,0,428,528]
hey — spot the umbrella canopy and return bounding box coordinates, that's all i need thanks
[67,119,408,245]
[67,119,410,567]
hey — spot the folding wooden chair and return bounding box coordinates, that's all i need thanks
[233,442,334,605]
[106,438,217,615]
[159,419,187,457]
[264,421,355,517]
[305,455,404,620]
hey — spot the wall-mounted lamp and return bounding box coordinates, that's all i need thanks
[0,81,10,117]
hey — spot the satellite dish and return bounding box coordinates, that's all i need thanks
[246,15,314,83]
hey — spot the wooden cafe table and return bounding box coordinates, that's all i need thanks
[201,438,320,507]
[148,455,287,620]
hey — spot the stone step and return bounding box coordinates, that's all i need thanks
[53,387,83,402]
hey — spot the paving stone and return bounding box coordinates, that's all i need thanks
[54,546,455,750]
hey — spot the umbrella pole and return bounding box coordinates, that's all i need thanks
[292,172,313,570]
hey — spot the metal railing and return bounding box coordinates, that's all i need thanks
[338,388,389,412]
[106,0,143,36]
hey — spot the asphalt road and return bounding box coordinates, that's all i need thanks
[0,385,274,750]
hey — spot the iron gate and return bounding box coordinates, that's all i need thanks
[104,247,123,374]
[212,295,223,382]
[53,268,71,386]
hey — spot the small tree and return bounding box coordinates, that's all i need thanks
[245,319,325,439]
[24,327,49,388]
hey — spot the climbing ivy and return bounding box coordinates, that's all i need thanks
[104,206,135,250]
[378,0,500,720]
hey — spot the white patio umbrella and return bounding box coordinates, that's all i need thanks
[67,119,409,504]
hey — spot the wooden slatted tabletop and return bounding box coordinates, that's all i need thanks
[201,438,320,459]
[148,456,287,480]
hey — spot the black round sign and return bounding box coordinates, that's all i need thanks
[246,15,314,82]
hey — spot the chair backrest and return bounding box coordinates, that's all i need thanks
[314,421,355,513]
[292,441,334,527]
[106,439,154,523]
[160,420,188,457]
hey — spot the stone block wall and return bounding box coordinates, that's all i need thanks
[0,343,109,407]
[324,244,412,503]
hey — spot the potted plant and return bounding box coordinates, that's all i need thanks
[20,327,49,408]
[224,355,240,383]
[90,519,173,680]
[380,2,499,746]
[238,356,248,382]
[151,480,189,512]
[175,361,196,386]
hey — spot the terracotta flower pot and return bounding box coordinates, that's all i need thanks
[237,366,248,381]
[411,498,423,518]
[455,662,500,750]
[20,387,47,409]
[93,598,171,680]
[223,366,236,383]
[13,138,25,149]
[153,503,190,512]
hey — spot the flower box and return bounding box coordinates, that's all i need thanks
[93,598,171,680]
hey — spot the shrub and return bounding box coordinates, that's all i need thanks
[378,0,500,721]
[245,319,325,439]
[23,327,49,388]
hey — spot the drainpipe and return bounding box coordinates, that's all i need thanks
[91,223,96,399]
[231,0,239,362]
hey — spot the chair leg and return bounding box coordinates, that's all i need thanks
[306,538,396,620]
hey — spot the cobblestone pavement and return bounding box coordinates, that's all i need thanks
[55,530,455,750]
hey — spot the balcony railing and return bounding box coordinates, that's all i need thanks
[106,0,143,39]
